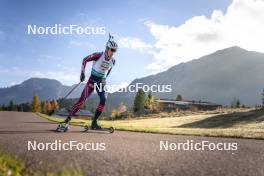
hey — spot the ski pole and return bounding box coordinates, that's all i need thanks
[63,82,81,99]
[48,82,81,116]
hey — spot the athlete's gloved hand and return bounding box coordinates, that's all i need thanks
[80,72,85,82]
[101,78,106,86]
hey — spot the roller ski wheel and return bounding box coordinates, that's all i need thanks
[108,127,115,133]
[56,122,69,132]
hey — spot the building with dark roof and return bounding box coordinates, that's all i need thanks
[155,99,222,111]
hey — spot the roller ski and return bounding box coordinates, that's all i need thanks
[56,116,70,132]
[83,120,114,133]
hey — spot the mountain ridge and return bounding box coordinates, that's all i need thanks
[1,46,264,107]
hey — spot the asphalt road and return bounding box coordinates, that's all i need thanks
[0,111,263,176]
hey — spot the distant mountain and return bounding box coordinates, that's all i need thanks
[109,46,264,107]
[0,78,84,105]
[1,46,264,108]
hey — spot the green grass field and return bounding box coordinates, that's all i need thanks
[0,112,85,176]
[0,151,83,176]
[0,151,24,176]
[37,108,264,139]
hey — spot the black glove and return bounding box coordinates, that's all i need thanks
[80,72,85,82]
[101,78,106,86]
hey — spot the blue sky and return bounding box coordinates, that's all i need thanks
[0,0,232,87]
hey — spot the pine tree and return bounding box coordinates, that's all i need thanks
[118,102,127,113]
[46,101,52,113]
[18,105,24,112]
[145,92,154,111]
[8,100,16,111]
[231,97,241,108]
[236,99,241,108]
[111,109,119,119]
[50,100,55,109]
[41,101,47,114]
[133,89,146,114]
[50,100,59,109]
[176,94,183,101]
[23,103,30,112]
[30,95,41,112]
[1,104,5,111]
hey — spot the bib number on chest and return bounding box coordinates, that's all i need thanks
[100,61,111,71]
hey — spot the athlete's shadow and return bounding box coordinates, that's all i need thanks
[0,129,113,134]
[58,129,113,134]
[23,121,55,124]
[0,130,55,134]
[81,130,113,134]
[0,130,111,134]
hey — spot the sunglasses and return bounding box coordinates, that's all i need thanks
[110,48,116,52]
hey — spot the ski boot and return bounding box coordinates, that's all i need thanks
[91,120,102,130]
[56,116,71,132]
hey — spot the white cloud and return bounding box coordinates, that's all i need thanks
[68,40,96,50]
[37,55,62,63]
[10,81,22,86]
[0,67,79,86]
[69,40,83,47]
[118,37,152,52]
[32,71,78,83]
[144,0,264,72]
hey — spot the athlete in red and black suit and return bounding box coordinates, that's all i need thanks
[62,36,118,130]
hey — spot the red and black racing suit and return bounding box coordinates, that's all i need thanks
[68,52,115,124]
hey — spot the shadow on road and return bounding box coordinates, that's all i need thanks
[177,109,264,128]
[0,130,113,135]
[0,130,56,134]
[23,122,56,124]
